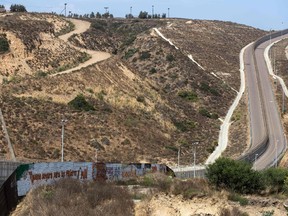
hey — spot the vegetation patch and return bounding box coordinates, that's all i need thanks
[0,34,9,53]
[17,179,134,216]
[174,120,196,132]
[199,82,220,96]
[228,193,249,206]
[55,20,75,36]
[68,94,95,111]
[166,54,175,62]
[206,157,263,194]
[178,90,198,102]
[140,51,151,60]
[124,48,138,59]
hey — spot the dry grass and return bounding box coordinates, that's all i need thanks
[13,179,134,216]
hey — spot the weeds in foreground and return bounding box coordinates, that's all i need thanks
[17,179,134,216]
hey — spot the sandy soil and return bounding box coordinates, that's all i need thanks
[52,19,110,76]
[135,193,288,216]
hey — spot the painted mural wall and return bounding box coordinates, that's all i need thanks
[16,162,167,196]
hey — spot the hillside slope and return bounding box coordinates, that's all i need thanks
[0,14,266,165]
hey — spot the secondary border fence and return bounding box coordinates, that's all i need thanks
[238,29,288,165]
[0,169,18,216]
[170,29,288,178]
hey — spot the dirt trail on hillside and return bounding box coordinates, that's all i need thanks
[52,19,110,76]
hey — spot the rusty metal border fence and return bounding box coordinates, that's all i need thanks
[0,170,18,216]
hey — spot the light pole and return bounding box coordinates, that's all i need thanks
[177,146,181,168]
[95,149,98,163]
[192,141,199,178]
[275,140,279,167]
[283,87,285,114]
[104,7,109,14]
[130,6,132,17]
[168,8,170,18]
[64,3,67,17]
[254,153,258,169]
[61,119,67,162]
[152,5,154,18]
[269,29,272,48]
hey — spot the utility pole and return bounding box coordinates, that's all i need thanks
[64,3,67,17]
[254,153,258,169]
[275,140,279,167]
[177,146,181,168]
[95,149,98,163]
[192,141,199,178]
[61,119,67,162]
[283,87,285,114]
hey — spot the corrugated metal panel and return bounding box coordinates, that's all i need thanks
[0,171,18,216]
[0,161,22,186]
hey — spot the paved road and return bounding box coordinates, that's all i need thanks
[246,34,288,169]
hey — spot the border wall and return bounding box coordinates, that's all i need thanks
[0,161,22,186]
[238,29,288,164]
[16,162,170,196]
[0,170,18,216]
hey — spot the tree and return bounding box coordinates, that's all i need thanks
[102,12,109,19]
[10,4,27,12]
[138,11,148,19]
[162,13,167,19]
[96,12,101,18]
[126,14,134,19]
[0,5,4,8]
[206,157,263,194]
[90,12,95,18]
[68,94,95,111]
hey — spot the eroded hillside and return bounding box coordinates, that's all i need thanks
[0,14,266,165]
[0,13,89,77]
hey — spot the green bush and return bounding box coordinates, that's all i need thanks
[0,36,9,53]
[199,108,211,118]
[150,67,157,74]
[122,34,136,47]
[206,157,263,194]
[91,20,107,31]
[174,120,196,132]
[68,94,95,111]
[200,82,220,96]
[227,193,249,206]
[178,90,198,102]
[124,48,137,59]
[166,54,175,62]
[262,167,288,193]
[139,51,151,60]
[136,95,145,103]
[35,70,47,78]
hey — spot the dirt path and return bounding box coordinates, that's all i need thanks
[51,19,110,77]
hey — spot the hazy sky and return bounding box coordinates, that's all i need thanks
[1,0,287,30]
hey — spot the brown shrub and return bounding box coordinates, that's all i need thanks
[171,178,211,199]
[16,179,134,216]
